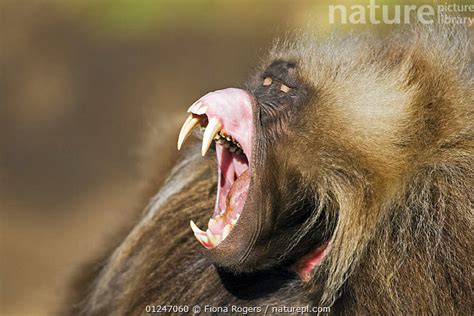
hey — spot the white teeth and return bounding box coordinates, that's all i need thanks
[190,220,205,235]
[190,220,213,249]
[177,115,200,150]
[191,214,241,249]
[222,224,232,240]
[202,117,222,156]
[196,234,211,249]
[208,218,217,228]
[199,234,209,243]
[231,214,240,225]
[207,229,220,246]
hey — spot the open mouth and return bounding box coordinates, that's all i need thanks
[177,88,254,249]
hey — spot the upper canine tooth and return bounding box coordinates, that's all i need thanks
[202,117,222,156]
[208,218,217,228]
[178,115,200,150]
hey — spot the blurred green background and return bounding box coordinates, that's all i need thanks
[1,1,471,315]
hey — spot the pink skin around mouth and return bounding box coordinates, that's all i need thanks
[187,88,254,247]
[295,243,331,282]
[188,88,254,161]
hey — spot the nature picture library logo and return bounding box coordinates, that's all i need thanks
[329,0,474,26]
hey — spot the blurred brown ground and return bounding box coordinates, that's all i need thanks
[1,1,471,315]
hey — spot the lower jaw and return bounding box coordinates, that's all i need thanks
[190,143,250,249]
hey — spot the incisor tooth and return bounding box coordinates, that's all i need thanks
[202,117,222,156]
[178,115,200,150]
[207,229,220,246]
[208,218,217,228]
[222,224,232,240]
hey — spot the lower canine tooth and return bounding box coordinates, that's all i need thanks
[190,220,205,235]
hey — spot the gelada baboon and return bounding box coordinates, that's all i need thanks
[65,24,473,315]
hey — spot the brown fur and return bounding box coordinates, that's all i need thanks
[64,24,473,315]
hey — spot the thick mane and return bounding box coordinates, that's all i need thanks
[268,24,473,311]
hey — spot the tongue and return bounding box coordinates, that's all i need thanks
[226,170,250,216]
